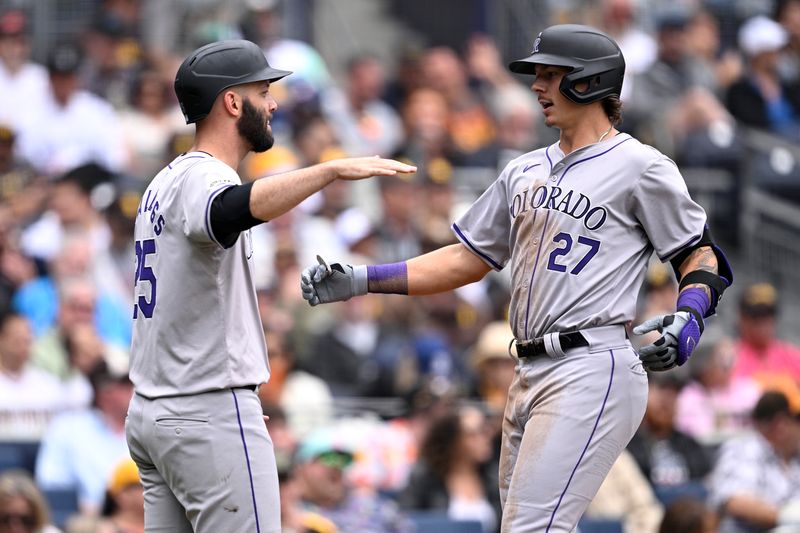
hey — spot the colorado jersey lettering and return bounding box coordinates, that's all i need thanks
[453,133,706,341]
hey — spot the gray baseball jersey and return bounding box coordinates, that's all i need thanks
[129,152,269,398]
[453,133,706,341]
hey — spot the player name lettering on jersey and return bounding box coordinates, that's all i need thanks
[138,188,166,235]
[509,184,608,230]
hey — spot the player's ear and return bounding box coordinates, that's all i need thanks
[221,89,241,117]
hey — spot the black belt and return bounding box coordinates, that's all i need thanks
[235,385,258,392]
[516,331,589,358]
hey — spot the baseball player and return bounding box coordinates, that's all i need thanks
[124,39,415,533]
[300,25,733,532]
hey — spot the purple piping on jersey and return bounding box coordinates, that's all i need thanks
[545,144,554,172]
[545,350,616,533]
[231,389,261,533]
[204,184,234,245]
[523,210,547,333]
[452,223,503,270]
[522,137,632,333]
[659,232,703,262]
[167,154,206,170]
[556,137,632,187]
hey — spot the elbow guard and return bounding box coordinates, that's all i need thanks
[670,226,733,317]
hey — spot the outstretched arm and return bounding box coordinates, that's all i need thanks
[301,243,492,305]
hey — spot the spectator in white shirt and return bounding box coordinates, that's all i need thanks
[709,391,800,532]
[0,9,49,134]
[0,312,62,441]
[16,44,126,177]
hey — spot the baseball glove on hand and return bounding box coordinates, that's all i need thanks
[300,255,368,306]
[633,311,702,371]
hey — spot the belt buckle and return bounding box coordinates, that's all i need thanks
[517,337,545,358]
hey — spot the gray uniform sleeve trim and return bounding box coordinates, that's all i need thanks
[452,223,503,271]
[204,184,235,247]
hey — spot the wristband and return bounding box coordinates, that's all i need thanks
[367,262,408,294]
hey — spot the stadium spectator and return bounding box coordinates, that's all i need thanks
[0,125,47,228]
[277,457,339,533]
[16,44,126,176]
[658,497,717,533]
[0,470,61,533]
[627,373,713,501]
[420,46,497,166]
[732,282,800,409]
[399,405,500,533]
[374,175,422,264]
[708,391,800,532]
[625,7,721,153]
[585,449,664,533]
[295,428,412,533]
[0,9,49,135]
[321,53,403,157]
[725,15,800,142]
[79,13,142,108]
[675,328,761,447]
[98,458,143,533]
[598,0,657,81]
[118,69,188,182]
[776,0,800,82]
[0,312,62,441]
[27,276,128,380]
[258,330,333,439]
[468,321,516,418]
[35,361,132,515]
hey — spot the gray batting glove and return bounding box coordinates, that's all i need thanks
[300,255,368,306]
[633,311,701,372]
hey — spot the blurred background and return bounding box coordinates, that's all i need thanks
[0,0,799,532]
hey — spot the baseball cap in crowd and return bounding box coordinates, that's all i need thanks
[108,458,141,496]
[739,282,778,317]
[472,321,514,367]
[738,15,789,57]
[654,6,691,31]
[47,44,82,75]
[0,9,28,37]
[296,429,354,469]
[0,124,14,143]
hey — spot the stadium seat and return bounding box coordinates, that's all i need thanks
[408,511,483,533]
[0,441,40,474]
[42,487,79,529]
[578,517,624,533]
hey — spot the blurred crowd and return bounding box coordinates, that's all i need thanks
[1,0,800,532]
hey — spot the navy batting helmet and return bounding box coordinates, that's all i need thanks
[509,24,625,105]
[174,39,292,124]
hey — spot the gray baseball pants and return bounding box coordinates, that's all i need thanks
[126,387,280,533]
[499,325,649,532]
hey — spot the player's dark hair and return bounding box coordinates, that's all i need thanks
[602,95,623,126]
[659,497,712,533]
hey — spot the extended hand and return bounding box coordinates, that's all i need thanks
[633,311,702,371]
[300,256,368,306]
[327,156,416,181]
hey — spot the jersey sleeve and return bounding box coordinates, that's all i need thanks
[181,161,242,245]
[452,171,511,270]
[631,156,706,261]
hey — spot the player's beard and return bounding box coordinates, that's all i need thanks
[237,97,274,153]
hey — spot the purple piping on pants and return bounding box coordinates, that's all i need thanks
[545,350,615,532]
[231,389,261,533]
